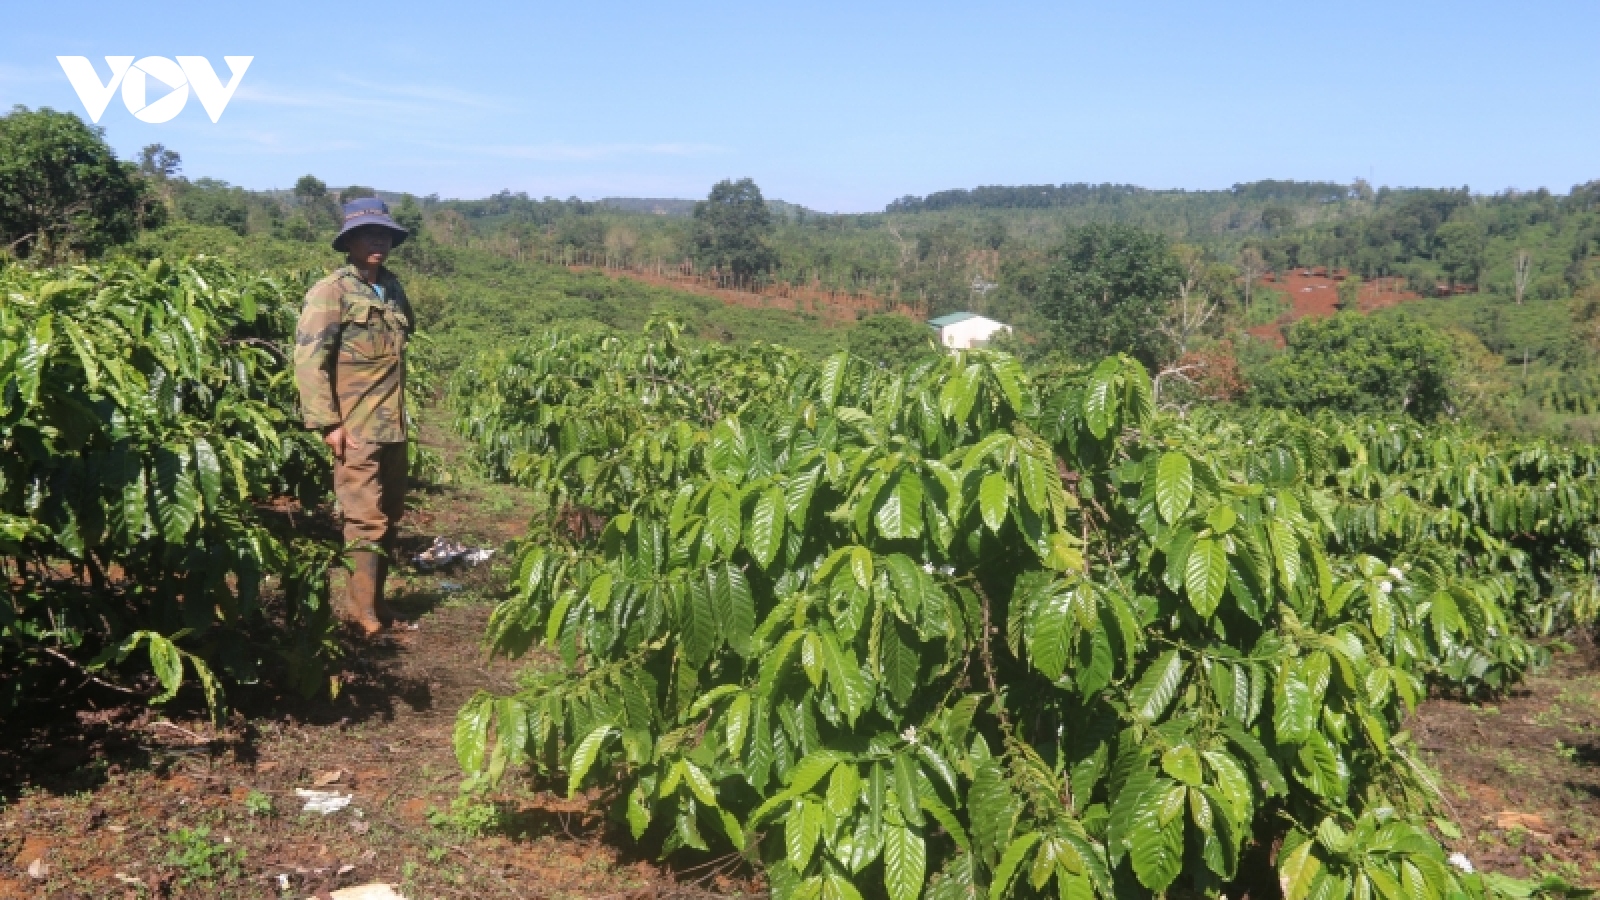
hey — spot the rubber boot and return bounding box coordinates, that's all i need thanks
[375,539,400,627]
[373,555,395,627]
[345,550,384,636]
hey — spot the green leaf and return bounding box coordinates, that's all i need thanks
[153,444,199,544]
[15,314,54,406]
[1127,776,1185,891]
[682,761,719,808]
[1018,453,1051,515]
[850,546,874,590]
[748,486,786,568]
[1295,732,1348,799]
[920,795,970,852]
[1155,452,1194,524]
[1221,721,1288,797]
[895,472,925,539]
[824,874,865,900]
[819,353,848,407]
[454,691,495,774]
[875,474,908,539]
[120,459,149,543]
[969,752,1019,858]
[785,465,823,527]
[884,823,926,900]
[1274,659,1316,744]
[1160,744,1203,787]
[979,472,1009,533]
[787,751,843,794]
[1206,503,1237,534]
[145,633,185,703]
[566,725,618,798]
[59,317,99,391]
[1028,585,1074,681]
[1083,358,1120,439]
[725,564,755,657]
[709,419,749,478]
[681,577,719,667]
[990,832,1043,900]
[821,630,871,725]
[893,753,924,826]
[707,487,741,557]
[826,763,862,817]
[880,620,919,706]
[1279,839,1323,900]
[626,785,651,839]
[786,798,825,872]
[1185,537,1228,618]
[1129,649,1187,723]
[192,437,223,512]
[726,692,752,757]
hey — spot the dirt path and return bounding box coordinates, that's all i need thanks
[0,418,716,900]
[1413,643,1600,886]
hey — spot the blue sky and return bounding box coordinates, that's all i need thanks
[3,1,1596,212]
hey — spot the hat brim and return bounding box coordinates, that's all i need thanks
[332,219,409,252]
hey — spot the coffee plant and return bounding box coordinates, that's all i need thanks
[0,256,342,717]
[452,322,1600,900]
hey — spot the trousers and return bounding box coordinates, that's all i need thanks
[333,439,408,549]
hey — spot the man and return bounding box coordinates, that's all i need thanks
[294,197,415,636]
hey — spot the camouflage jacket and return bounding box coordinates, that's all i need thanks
[293,265,414,444]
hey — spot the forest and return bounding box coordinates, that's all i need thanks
[1,104,1599,899]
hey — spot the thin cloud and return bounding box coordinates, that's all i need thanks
[437,141,728,161]
[0,63,58,85]
[232,77,496,120]
[333,74,501,111]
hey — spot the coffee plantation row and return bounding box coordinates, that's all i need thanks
[0,257,349,715]
[449,320,1600,900]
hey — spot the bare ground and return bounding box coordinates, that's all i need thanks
[0,420,750,899]
[1414,640,1600,886]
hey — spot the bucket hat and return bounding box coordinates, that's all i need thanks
[332,197,409,252]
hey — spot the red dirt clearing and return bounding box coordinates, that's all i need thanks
[563,264,923,327]
[1248,269,1423,344]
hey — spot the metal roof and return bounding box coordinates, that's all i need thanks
[927,311,984,327]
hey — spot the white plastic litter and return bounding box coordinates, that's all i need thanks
[1448,853,1474,874]
[319,884,409,900]
[295,788,353,815]
[412,536,494,571]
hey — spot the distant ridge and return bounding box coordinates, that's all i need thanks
[600,197,696,216]
[885,180,1354,213]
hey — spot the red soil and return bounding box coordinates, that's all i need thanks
[1247,269,1423,345]
[566,264,924,327]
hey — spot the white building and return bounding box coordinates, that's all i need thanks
[928,312,1011,350]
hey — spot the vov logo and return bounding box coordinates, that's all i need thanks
[57,56,253,124]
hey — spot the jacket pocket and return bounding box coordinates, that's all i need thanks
[340,296,395,360]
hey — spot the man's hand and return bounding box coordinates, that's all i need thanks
[322,425,348,461]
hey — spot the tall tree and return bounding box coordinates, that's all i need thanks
[1237,246,1266,313]
[138,143,182,181]
[690,178,776,278]
[847,313,939,363]
[1250,312,1459,419]
[1158,246,1220,359]
[0,106,159,260]
[1031,223,1182,366]
[293,175,337,227]
[1513,248,1532,306]
[1434,220,1486,287]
